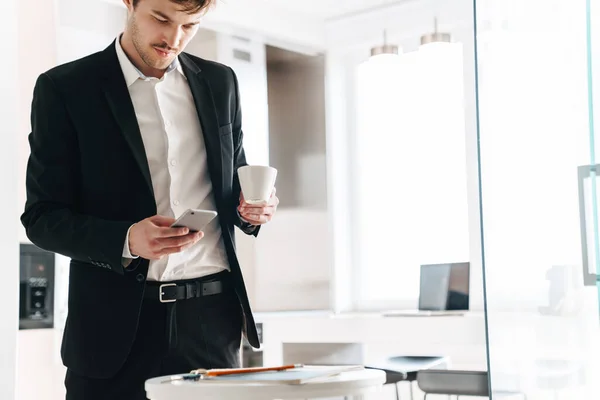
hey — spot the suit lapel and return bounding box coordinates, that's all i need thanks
[98,46,224,202]
[100,43,155,198]
[179,53,224,197]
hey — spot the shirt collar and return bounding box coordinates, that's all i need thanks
[115,35,185,87]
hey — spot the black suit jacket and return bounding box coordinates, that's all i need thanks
[21,41,260,379]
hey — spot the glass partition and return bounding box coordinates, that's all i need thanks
[475,0,600,398]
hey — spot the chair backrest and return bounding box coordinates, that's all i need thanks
[282,342,365,366]
[417,369,489,396]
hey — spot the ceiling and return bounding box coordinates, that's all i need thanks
[261,0,412,20]
[99,0,414,22]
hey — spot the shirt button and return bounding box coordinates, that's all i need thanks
[170,159,177,166]
[165,120,172,127]
[136,274,145,283]
[173,200,180,206]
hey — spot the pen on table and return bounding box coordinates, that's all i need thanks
[195,364,304,377]
[164,364,304,383]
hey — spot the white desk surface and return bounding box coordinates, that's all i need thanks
[145,368,386,400]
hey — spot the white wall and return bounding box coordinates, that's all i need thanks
[57,0,125,62]
[186,28,219,60]
[2,0,20,398]
[197,0,325,55]
[254,210,331,311]
[17,0,59,244]
[216,33,270,166]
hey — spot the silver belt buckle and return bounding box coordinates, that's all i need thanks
[159,283,177,303]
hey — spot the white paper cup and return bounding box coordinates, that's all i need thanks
[238,165,278,204]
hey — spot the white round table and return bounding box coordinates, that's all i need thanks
[145,368,386,400]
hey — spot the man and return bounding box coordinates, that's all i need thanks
[21,0,278,398]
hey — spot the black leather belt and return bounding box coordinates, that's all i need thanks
[144,272,228,303]
[145,271,231,353]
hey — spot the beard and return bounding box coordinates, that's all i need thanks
[129,15,176,71]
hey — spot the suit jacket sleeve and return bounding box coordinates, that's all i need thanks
[21,73,135,275]
[229,67,260,237]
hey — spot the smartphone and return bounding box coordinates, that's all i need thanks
[170,209,218,232]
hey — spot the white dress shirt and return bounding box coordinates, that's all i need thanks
[115,37,230,282]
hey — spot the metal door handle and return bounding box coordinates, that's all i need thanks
[577,164,600,286]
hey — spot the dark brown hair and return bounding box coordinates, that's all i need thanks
[132,0,216,14]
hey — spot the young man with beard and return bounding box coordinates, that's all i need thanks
[21,1,278,398]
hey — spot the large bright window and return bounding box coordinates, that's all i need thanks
[352,43,470,310]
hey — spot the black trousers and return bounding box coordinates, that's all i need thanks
[65,274,243,400]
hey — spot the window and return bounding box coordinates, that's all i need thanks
[352,43,470,310]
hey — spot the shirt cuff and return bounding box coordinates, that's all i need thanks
[238,213,259,235]
[122,224,139,267]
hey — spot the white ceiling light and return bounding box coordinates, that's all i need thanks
[361,29,401,79]
[420,18,452,48]
[370,29,401,59]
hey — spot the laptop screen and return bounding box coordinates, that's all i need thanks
[418,262,470,311]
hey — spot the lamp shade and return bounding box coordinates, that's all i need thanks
[420,18,452,49]
[369,29,401,59]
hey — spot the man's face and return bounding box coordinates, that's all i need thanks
[125,0,202,71]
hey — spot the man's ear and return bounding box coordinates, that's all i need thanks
[123,0,135,13]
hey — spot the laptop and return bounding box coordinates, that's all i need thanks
[383,262,470,317]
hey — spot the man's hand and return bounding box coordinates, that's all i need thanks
[129,215,203,260]
[238,188,279,225]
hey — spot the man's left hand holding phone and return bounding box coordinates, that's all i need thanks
[127,214,204,261]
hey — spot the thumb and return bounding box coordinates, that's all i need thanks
[148,215,176,227]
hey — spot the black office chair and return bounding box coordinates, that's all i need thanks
[367,356,449,400]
